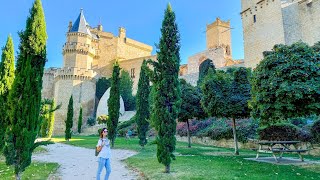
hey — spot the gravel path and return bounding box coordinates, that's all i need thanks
[32,143,139,180]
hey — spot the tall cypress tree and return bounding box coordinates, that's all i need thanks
[0,35,15,150]
[78,106,83,134]
[136,60,150,147]
[3,0,47,179]
[107,61,120,147]
[149,4,181,173]
[47,99,56,138]
[65,96,74,141]
[120,70,135,111]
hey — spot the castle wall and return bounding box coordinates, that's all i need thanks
[41,68,58,100]
[241,0,286,68]
[187,48,227,74]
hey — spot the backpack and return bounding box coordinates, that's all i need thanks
[95,138,103,156]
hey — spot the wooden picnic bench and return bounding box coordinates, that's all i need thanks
[252,141,308,162]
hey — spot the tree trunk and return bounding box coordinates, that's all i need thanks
[186,120,191,148]
[232,118,239,155]
[111,139,114,148]
[15,172,21,180]
[165,164,170,173]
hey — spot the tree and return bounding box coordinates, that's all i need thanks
[65,96,74,141]
[47,99,58,138]
[120,70,135,111]
[78,106,83,134]
[250,42,320,126]
[228,67,251,155]
[148,4,181,173]
[107,61,121,147]
[135,60,150,147]
[3,0,48,179]
[39,99,61,137]
[0,35,15,150]
[197,58,215,86]
[178,79,204,148]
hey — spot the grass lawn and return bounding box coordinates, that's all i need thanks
[0,146,58,180]
[50,136,320,180]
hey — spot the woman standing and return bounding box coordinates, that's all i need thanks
[96,128,112,180]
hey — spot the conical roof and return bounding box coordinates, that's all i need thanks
[70,9,92,36]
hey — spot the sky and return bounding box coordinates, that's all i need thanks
[0,0,244,68]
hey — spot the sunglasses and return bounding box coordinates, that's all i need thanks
[103,130,108,133]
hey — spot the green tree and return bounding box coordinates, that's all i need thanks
[228,67,251,155]
[178,79,204,148]
[197,58,215,86]
[39,99,60,138]
[120,70,135,111]
[107,61,121,147]
[3,0,48,179]
[78,106,83,134]
[47,99,58,138]
[0,35,15,150]
[65,96,74,141]
[149,4,181,173]
[250,42,320,126]
[135,60,150,147]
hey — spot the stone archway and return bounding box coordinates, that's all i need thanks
[96,87,125,119]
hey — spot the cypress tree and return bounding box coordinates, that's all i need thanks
[65,96,74,141]
[40,103,49,137]
[136,60,150,147]
[149,4,181,173]
[120,70,135,111]
[0,35,15,150]
[78,106,83,134]
[47,99,56,138]
[3,0,47,179]
[107,61,120,147]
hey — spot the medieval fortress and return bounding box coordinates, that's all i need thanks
[42,0,320,135]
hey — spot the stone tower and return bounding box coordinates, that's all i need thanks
[241,0,320,68]
[53,9,97,135]
[206,17,232,58]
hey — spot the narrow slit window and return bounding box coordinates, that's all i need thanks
[253,15,257,23]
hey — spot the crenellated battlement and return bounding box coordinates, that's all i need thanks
[241,0,277,17]
[54,67,97,80]
[62,42,96,56]
[207,18,230,29]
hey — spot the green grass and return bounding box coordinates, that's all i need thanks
[50,135,320,179]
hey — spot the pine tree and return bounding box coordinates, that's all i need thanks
[149,4,181,173]
[65,96,74,141]
[0,35,15,150]
[3,0,48,179]
[136,60,150,147]
[107,61,120,147]
[78,106,83,134]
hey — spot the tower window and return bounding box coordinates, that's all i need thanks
[253,15,257,23]
[130,68,135,79]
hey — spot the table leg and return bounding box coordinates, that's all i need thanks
[256,145,261,159]
[279,152,283,159]
[272,153,279,163]
[298,153,304,162]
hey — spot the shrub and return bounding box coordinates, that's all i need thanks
[311,120,320,143]
[177,119,213,137]
[87,117,96,126]
[97,115,109,124]
[257,123,300,141]
[117,116,137,137]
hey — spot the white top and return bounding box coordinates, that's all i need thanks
[96,138,111,159]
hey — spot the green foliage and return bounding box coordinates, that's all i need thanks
[65,96,74,141]
[3,0,47,177]
[77,107,83,134]
[120,70,135,111]
[95,77,111,101]
[149,4,181,172]
[47,100,57,138]
[311,120,320,143]
[97,115,109,124]
[250,42,320,126]
[107,61,121,147]
[118,115,136,130]
[197,59,215,86]
[0,35,15,150]
[87,117,96,126]
[136,60,150,147]
[40,104,49,137]
[201,69,232,117]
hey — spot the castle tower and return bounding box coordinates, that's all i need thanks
[53,9,97,135]
[206,18,232,57]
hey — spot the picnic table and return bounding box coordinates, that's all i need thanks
[253,141,308,162]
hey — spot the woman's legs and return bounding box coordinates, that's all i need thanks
[104,158,111,180]
[96,157,106,180]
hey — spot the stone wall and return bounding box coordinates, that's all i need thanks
[42,67,58,100]
[241,0,286,68]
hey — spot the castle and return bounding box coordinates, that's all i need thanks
[42,9,156,135]
[241,0,320,68]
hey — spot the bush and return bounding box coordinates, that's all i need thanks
[117,116,137,137]
[87,117,96,126]
[177,119,213,137]
[311,120,320,143]
[97,115,109,124]
[257,123,300,141]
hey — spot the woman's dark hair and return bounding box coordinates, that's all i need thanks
[100,128,107,138]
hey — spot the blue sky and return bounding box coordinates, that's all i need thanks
[0,0,244,68]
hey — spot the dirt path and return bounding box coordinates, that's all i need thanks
[32,143,139,180]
